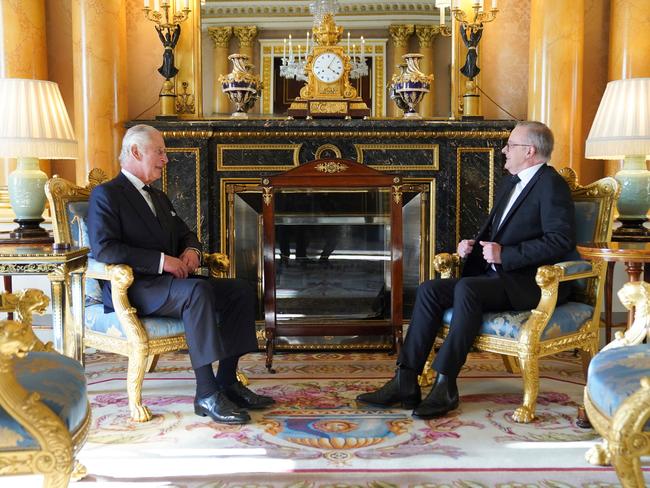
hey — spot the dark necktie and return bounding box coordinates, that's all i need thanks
[142,185,168,228]
[490,174,520,239]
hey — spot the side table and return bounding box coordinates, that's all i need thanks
[0,243,88,362]
[576,241,650,341]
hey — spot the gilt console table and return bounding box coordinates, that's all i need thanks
[0,244,88,361]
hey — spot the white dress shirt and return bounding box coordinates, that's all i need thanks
[496,163,545,230]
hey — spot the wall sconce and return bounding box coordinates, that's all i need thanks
[586,77,650,238]
[143,0,192,118]
[0,78,77,242]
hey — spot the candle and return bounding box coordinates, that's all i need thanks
[283,38,286,61]
[492,0,497,9]
[360,36,365,62]
[184,0,189,9]
[439,6,445,25]
[289,34,293,62]
[347,32,350,55]
[298,44,301,63]
[451,0,458,10]
[144,0,150,8]
[306,31,310,54]
[154,0,159,11]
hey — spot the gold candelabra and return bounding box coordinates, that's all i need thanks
[451,1,499,119]
[143,0,192,118]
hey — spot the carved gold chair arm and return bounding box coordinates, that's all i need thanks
[0,318,44,360]
[203,252,230,278]
[0,289,51,353]
[432,252,461,279]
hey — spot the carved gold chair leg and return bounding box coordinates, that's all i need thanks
[512,353,540,423]
[611,453,643,488]
[145,354,160,373]
[127,349,153,422]
[71,460,88,481]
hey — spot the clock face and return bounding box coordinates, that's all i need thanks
[313,52,344,83]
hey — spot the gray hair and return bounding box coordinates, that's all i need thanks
[119,124,160,165]
[516,121,554,161]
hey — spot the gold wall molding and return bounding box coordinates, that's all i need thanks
[161,130,214,139]
[355,144,439,170]
[201,130,510,139]
[216,144,301,171]
[455,147,495,245]
[203,3,438,19]
[415,24,439,48]
[163,147,202,241]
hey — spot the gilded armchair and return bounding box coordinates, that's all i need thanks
[584,281,650,488]
[0,289,90,488]
[45,169,232,422]
[423,168,619,423]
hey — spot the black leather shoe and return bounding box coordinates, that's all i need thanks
[223,381,275,410]
[412,373,459,419]
[356,367,421,409]
[194,391,251,424]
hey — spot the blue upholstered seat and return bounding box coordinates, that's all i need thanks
[0,352,88,450]
[587,343,650,429]
[443,301,594,340]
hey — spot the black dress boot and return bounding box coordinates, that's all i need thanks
[356,366,421,409]
[412,373,459,419]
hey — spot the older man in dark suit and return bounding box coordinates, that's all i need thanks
[88,124,274,425]
[357,121,577,418]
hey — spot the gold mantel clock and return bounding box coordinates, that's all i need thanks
[288,14,370,119]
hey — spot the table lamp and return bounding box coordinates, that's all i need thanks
[0,78,77,241]
[585,77,650,237]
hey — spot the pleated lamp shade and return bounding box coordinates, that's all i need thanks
[0,78,77,159]
[585,77,650,236]
[585,77,650,159]
[0,78,77,238]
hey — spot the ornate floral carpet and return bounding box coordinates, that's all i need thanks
[71,349,649,487]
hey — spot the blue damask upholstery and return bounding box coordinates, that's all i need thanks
[85,304,186,339]
[67,201,102,303]
[587,344,650,429]
[443,301,594,340]
[0,352,88,450]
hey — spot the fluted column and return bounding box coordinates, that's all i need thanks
[388,24,414,117]
[208,26,233,115]
[72,0,127,182]
[528,0,584,171]
[0,0,49,187]
[415,25,437,118]
[604,0,650,176]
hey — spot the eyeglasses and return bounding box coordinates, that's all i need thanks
[504,142,532,151]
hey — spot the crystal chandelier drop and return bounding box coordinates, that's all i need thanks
[279,0,368,81]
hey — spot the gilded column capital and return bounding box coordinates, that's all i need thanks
[415,25,439,48]
[389,24,415,48]
[208,26,233,48]
[234,25,259,49]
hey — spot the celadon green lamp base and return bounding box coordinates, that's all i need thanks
[7,157,51,241]
[614,155,650,237]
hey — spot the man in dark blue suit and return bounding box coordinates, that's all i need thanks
[357,121,577,418]
[88,124,274,425]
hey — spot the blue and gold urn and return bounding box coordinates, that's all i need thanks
[219,54,263,118]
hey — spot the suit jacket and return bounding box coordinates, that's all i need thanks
[462,164,577,309]
[87,172,201,315]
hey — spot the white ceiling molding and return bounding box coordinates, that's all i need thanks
[201,1,439,29]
